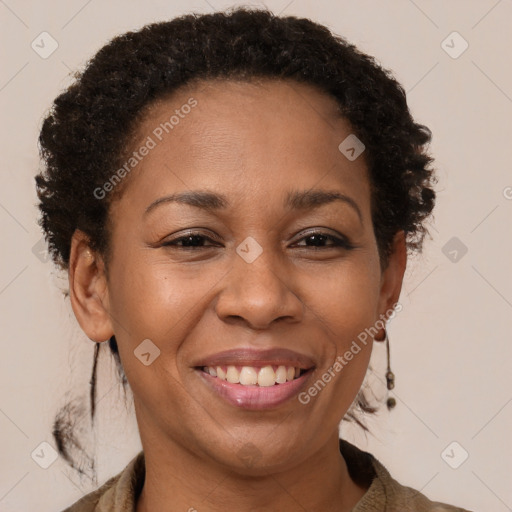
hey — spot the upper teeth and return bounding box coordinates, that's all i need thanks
[204,365,301,386]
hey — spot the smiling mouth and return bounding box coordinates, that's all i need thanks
[199,365,309,387]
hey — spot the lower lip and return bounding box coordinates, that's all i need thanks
[196,369,313,410]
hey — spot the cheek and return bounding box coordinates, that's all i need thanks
[299,259,379,394]
[299,267,376,420]
[301,257,381,338]
[105,255,221,377]
[105,261,200,425]
[108,254,204,333]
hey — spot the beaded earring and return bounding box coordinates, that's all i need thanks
[383,329,396,410]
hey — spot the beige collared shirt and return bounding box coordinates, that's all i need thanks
[61,440,474,511]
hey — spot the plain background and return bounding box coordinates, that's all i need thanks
[1,1,511,510]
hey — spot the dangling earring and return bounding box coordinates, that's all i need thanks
[90,341,101,424]
[383,329,396,410]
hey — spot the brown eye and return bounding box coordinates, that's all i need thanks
[294,231,354,249]
[162,232,221,249]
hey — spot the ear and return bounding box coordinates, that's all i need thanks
[68,229,114,342]
[376,230,407,338]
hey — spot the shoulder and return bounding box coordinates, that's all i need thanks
[60,451,145,512]
[340,439,475,512]
[371,457,474,512]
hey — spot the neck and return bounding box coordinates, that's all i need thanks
[135,430,368,512]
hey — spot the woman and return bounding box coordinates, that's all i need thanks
[35,7,473,512]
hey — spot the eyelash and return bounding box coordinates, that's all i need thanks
[161,231,355,250]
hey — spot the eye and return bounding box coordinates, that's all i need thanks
[161,232,221,249]
[160,229,354,251]
[293,230,354,249]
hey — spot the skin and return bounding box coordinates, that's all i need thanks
[69,78,406,511]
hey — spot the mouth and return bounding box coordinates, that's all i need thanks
[198,364,308,386]
[192,348,316,410]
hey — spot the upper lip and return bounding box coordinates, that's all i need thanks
[193,348,316,370]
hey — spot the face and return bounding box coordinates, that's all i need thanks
[71,78,405,474]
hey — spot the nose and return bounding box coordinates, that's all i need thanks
[214,246,304,330]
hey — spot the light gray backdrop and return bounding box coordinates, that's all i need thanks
[1,1,511,511]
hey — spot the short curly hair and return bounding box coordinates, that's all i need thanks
[35,7,436,478]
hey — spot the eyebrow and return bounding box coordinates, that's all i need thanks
[144,189,363,223]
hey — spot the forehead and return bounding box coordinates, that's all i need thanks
[115,78,371,213]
